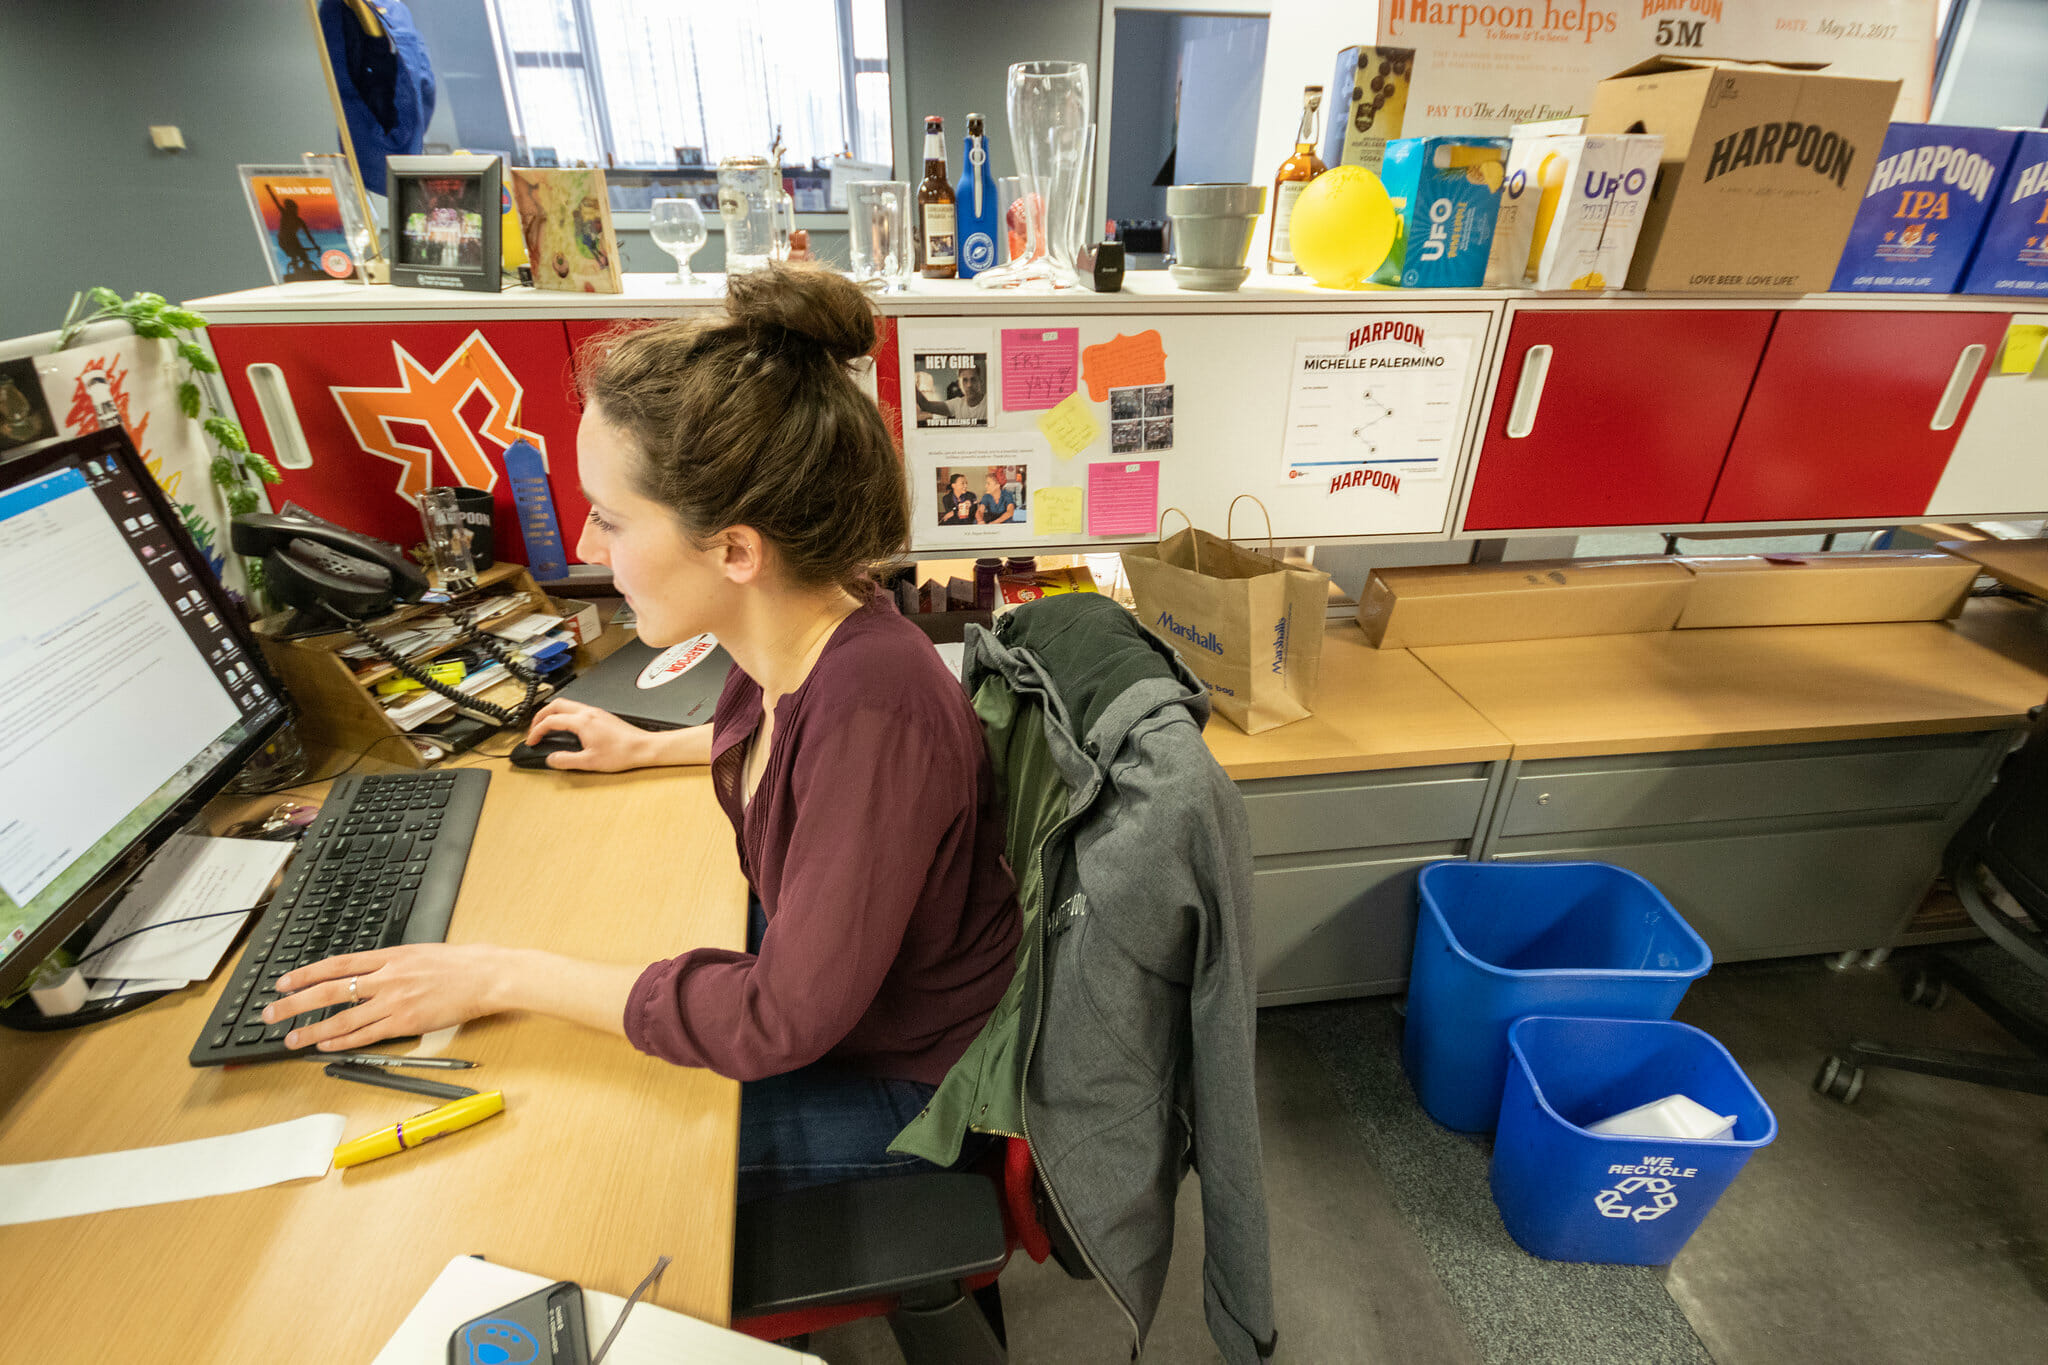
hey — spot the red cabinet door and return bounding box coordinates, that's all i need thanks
[1705,310,2007,523]
[211,320,591,563]
[1462,309,1774,531]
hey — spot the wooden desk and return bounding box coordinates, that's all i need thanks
[1412,617,2048,760]
[1203,626,1511,780]
[0,757,749,1363]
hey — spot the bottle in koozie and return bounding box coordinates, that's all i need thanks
[918,115,958,279]
[956,113,999,279]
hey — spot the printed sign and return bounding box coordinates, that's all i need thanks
[1279,318,1473,490]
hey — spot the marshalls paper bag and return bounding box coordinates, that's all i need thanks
[1121,500,1329,733]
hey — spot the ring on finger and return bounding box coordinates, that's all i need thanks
[347,975,360,1004]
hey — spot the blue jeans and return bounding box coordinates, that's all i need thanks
[736,895,989,1204]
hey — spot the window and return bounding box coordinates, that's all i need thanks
[486,0,892,172]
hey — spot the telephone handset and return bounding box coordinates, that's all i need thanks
[230,512,429,620]
[231,511,543,728]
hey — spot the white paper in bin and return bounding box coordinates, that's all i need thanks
[1585,1092,1736,1141]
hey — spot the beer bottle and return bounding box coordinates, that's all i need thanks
[918,115,958,279]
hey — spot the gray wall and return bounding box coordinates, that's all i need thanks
[0,1,338,333]
[1934,0,2048,127]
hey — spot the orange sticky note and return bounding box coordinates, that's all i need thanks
[1081,331,1168,402]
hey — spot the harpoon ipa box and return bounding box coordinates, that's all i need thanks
[1832,124,2019,293]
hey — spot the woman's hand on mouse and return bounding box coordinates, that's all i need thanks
[522,699,658,771]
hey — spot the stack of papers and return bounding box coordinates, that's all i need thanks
[78,835,295,998]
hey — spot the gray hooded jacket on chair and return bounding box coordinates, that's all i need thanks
[953,593,1277,1362]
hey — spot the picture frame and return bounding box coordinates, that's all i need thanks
[508,167,623,294]
[385,154,503,294]
[237,163,364,286]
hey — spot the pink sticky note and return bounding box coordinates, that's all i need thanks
[1087,460,1159,537]
[1001,328,1079,411]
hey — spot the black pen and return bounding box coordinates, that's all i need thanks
[319,1051,477,1070]
[324,1061,477,1101]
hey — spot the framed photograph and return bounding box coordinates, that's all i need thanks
[386,154,503,293]
[509,167,622,294]
[237,164,363,285]
[912,350,991,429]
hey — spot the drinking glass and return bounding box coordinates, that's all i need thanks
[975,61,1093,289]
[415,487,479,593]
[649,198,708,283]
[849,181,912,292]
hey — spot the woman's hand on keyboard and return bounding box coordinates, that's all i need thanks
[264,945,511,1051]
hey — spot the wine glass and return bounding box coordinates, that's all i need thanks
[650,198,708,284]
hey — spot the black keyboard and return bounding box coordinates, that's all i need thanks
[189,768,491,1066]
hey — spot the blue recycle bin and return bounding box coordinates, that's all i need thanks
[1490,1015,1777,1264]
[1403,861,1711,1132]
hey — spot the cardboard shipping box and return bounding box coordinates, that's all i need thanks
[1939,538,2048,600]
[1960,129,2048,298]
[1585,57,1900,293]
[1675,553,1978,629]
[1485,132,1664,290]
[1831,124,2021,293]
[1357,558,1693,649]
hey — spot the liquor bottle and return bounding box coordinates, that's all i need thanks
[955,113,999,279]
[1267,86,1326,276]
[917,115,958,279]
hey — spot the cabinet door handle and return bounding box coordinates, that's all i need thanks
[245,363,313,469]
[1505,344,1553,438]
[1929,343,1987,432]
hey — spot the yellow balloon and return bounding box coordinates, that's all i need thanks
[1289,165,1398,290]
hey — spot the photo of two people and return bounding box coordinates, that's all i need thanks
[936,465,1029,529]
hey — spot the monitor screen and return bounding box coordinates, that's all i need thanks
[0,429,286,997]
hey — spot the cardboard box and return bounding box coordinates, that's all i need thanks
[1833,124,2020,293]
[1675,553,1977,629]
[1939,537,2048,599]
[1372,136,1511,288]
[1485,133,1664,289]
[1356,558,1692,649]
[1960,129,2048,297]
[1320,45,1414,177]
[1585,57,1900,293]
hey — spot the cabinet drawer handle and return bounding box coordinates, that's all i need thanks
[1506,344,1553,438]
[246,363,313,469]
[1929,343,1987,432]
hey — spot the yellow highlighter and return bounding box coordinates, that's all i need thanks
[333,1090,505,1168]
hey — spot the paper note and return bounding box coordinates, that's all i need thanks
[1036,486,1085,536]
[1036,392,1100,459]
[1001,327,1079,410]
[0,1114,345,1226]
[373,1255,824,1365]
[1080,331,1168,401]
[79,835,293,983]
[2001,323,2047,376]
[1088,461,1160,537]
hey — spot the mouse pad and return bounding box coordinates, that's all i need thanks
[553,633,733,730]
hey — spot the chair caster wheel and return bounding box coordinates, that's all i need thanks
[1814,1054,1865,1104]
[1902,970,1949,1010]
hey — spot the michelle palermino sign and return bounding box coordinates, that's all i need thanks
[1378,0,1935,140]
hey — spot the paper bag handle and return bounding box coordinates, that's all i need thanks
[1158,506,1197,572]
[1227,494,1275,556]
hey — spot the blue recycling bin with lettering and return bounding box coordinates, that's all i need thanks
[1404,860,1711,1132]
[1490,1015,1777,1265]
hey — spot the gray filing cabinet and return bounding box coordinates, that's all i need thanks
[1481,731,2011,963]
[1241,762,1501,1006]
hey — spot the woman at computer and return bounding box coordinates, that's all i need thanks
[265,263,1020,1202]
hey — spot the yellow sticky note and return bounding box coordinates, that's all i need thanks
[2000,324,2047,376]
[1037,486,1084,536]
[1036,391,1101,459]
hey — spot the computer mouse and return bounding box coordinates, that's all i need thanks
[509,731,583,769]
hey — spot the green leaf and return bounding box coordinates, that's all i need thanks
[132,318,176,340]
[131,291,167,310]
[88,286,123,310]
[245,452,282,484]
[203,416,249,453]
[226,485,261,516]
[177,340,219,373]
[210,453,235,485]
[162,307,208,331]
[179,382,202,419]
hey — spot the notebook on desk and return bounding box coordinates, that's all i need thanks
[373,1255,821,1365]
[555,633,734,730]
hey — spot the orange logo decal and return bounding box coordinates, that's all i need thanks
[331,332,546,497]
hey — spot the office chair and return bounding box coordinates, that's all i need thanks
[729,1136,1093,1362]
[1816,704,2048,1103]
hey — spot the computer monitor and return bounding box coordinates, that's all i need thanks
[0,428,288,1001]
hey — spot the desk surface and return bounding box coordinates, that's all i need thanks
[0,757,748,1364]
[1203,626,1513,779]
[1413,614,2048,760]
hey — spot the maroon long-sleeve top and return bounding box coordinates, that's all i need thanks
[623,594,1020,1084]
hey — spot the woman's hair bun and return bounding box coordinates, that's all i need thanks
[724,262,877,366]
